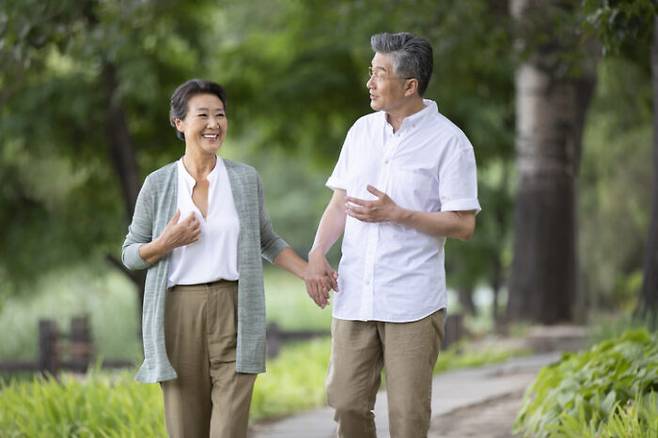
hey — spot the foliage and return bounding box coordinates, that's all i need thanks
[251,338,331,421]
[0,0,517,310]
[0,0,216,294]
[579,56,653,309]
[583,0,657,58]
[514,329,658,437]
[0,371,166,437]
[433,340,529,374]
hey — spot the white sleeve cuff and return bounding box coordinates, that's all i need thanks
[326,176,347,191]
[441,198,481,214]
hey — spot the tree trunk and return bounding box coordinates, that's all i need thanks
[507,0,596,324]
[102,62,146,318]
[638,16,658,328]
[458,286,477,316]
[491,253,502,325]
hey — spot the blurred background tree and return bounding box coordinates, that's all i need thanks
[583,0,658,327]
[0,0,654,334]
[506,0,598,324]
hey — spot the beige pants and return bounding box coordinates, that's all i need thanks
[160,281,256,438]
[326,309,446,438]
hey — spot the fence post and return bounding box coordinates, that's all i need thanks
[38,319,59,377]
[266,322,281,358]
[69,315,92,373]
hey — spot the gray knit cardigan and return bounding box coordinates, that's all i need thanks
[122,159,288,383]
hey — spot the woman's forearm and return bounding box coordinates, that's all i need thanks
[138,237,171,265]
[273,247,308,279]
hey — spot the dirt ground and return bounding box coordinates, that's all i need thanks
[428,391,524,438]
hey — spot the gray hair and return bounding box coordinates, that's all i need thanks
[370,32,433,96]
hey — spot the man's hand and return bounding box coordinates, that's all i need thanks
[346,185,402,223]
[304,251,339,309]
[158,210,201,252]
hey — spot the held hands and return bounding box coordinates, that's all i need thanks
[158,209,201,252]
[346,185,401,223]
[304,252,339,309]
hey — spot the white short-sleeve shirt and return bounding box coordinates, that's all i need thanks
[326,99,481,322]
[167,158,240,288]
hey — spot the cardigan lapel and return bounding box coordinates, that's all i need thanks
[224,160,249,230]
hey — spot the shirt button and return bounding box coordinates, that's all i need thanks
[384,159,389,164]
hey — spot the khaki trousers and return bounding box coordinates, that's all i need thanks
[160,281,256,438]
[326,309,446,438]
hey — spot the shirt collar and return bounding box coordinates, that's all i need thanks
[382,99,438,132]
[177,156,221,191]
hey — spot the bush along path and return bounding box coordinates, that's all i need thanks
[514,329,658,438]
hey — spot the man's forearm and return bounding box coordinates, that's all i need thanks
[394,209,476,240]
[309,200,347,257]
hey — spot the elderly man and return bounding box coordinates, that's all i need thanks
[304,32,481,438]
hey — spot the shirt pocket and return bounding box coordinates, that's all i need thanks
[388,166,439,211]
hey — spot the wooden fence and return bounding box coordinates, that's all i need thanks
[0,313,463,377]
[0,315,132,377]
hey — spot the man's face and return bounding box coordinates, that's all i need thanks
[366,52,408,113]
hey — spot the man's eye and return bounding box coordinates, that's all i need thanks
[198,114,207,117]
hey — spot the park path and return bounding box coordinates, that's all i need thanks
[249,353,560,438]
[250,325,585,438]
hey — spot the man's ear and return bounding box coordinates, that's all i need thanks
[404,78,419,97]
[174,118,185,132]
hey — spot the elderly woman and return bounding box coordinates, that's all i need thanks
[122,79,309,438]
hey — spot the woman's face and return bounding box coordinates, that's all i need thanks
[175,93,227,155]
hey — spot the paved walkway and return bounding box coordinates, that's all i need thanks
[250,352,561,438]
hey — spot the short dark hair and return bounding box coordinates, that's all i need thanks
[169,79,227,141]
[370,32,433,96]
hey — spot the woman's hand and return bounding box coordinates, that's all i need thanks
[304,251,338,309]
[138,210,201,264]
[158,210,201,252]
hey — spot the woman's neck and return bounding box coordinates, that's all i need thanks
[182,150,217,180]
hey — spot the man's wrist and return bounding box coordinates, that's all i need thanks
[391,206,410,224]
[308,247,326,260]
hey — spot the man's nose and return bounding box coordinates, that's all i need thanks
[366,76,375,89]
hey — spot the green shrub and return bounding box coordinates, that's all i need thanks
[514,329,658,438]
[251,338,331,421]
[0,371,166,437]
[433,341,528,374]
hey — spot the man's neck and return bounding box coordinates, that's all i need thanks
[386,97,426,132]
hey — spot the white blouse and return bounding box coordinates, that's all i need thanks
[167,157,240,287]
